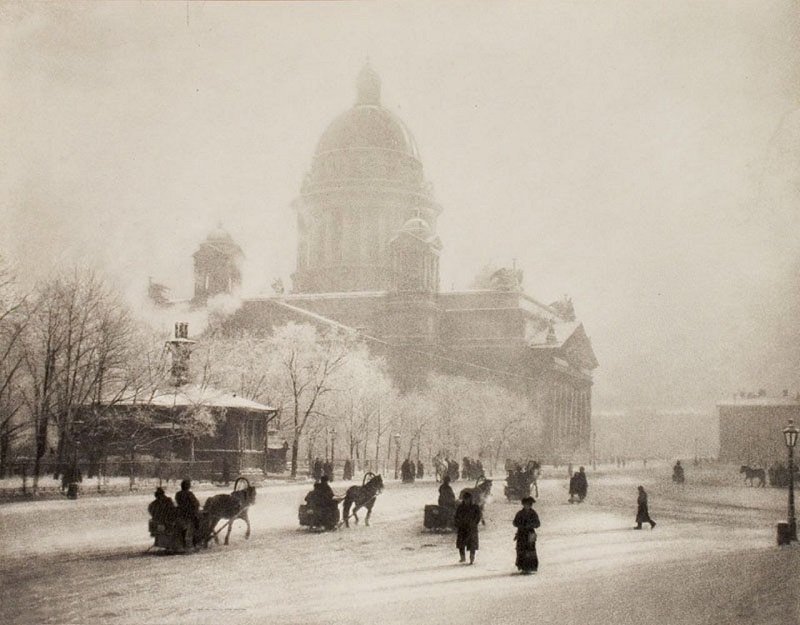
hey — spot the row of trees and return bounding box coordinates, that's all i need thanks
[199,324,541,478]
[0,257,541,484]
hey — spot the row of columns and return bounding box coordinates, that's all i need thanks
[551,382,591,451]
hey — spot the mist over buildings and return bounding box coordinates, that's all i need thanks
[1,1,799,415]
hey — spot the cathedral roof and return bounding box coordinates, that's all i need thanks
[314,65,420,160]
[194,224,244,259]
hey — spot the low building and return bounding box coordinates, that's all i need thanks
[717,393,800,464]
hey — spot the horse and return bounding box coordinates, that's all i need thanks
[460,476,493,525]
[203,477,256,545]
[523,460,541,499]
[740,465,766,488]
[341,472,384,527]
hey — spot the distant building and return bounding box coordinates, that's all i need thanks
[162,66,599,461]
[717,392,800,464]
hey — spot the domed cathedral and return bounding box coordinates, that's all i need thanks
[291,63,442,294]
[208,65,597,462]
[192,225,244,305]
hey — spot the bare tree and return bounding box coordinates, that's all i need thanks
[0,258,28,477]
[20,269,134,490]
[268,323,353,478]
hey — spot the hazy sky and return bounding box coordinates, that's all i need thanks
[2,1,799,411]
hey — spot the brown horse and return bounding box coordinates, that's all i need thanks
[740,465,766,488]
[342,473,384,527]
[203,477,256,545]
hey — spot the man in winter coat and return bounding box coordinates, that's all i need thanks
[635,485,656,529]
[454,491,482,564]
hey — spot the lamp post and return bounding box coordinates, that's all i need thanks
[488,438,495,477]
[394,433,401,480]
[591,430,597,471]
[331,427,336,466]
[783,419,799,542]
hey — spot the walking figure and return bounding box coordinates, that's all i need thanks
[635,485,656,530]
[454,491,482,564]
[513,496,540,574]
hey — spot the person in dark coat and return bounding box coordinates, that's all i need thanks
[568,472,579,503]
[454,491,482,564]
[175,479,201,546]
[635,486,656,529]
[513,496,540,573]
[148,487,176,527]
[672,460,685,484]
[312,458,323,480]
[417,460,424,479]
[401,458,415,483]
[574,466,588,501]
[438,474,456,509]
[343,458,353,481]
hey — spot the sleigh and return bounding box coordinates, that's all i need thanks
[148,516,209,554]
[504,481,532,502]
[423,504,455,531]
[299,500,342,531]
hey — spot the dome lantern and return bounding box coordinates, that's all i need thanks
[356,62,381,105]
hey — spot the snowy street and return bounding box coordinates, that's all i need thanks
[2,465,798,625]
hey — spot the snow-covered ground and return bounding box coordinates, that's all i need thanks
[2,464,798,625]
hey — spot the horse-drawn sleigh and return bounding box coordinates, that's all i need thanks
[423,475,493,531]
[504,461,540,502]
[298,472,384,531]
[148,477,256,553]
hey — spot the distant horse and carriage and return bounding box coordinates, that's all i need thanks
[504,461,541,501]
[739,465,766,488]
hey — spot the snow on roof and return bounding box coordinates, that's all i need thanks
[114,385,276,413]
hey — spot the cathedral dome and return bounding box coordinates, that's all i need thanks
[399,216,432,237]
[314,64,420,160]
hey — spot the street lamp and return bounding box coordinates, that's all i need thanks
[488,438,495,477]
[394,433,401,480]
[783,419,799,542]
[331,428,336,465]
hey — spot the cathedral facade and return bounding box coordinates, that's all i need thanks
[183,66,598,461]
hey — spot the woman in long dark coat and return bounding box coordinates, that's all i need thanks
[513,496,540,573]
[635,485,656,529]
[454,491,482,564]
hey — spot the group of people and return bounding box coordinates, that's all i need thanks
[401,458,425,483]
[460,457,485,481]
[311,458,335,482]
[437,474,540,572]
[147,479,203,547]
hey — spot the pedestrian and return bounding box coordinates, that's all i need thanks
[634,485,656,530]
[568,472,579,503]
[417,460,424,479]
[513,496,540,573]
[454,491,482,564]
[574,466,588,502]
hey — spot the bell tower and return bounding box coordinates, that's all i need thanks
[192,225,244,305]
